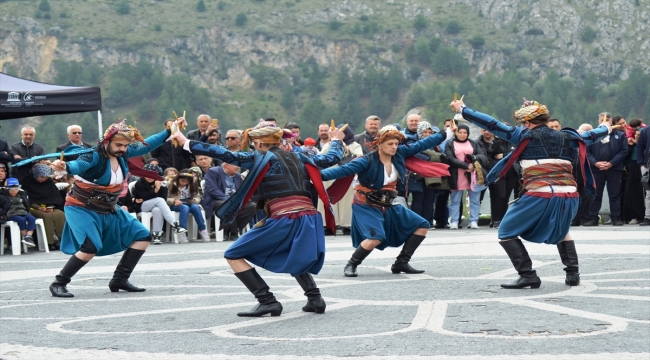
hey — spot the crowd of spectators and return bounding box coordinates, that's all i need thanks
[2,111,649,254]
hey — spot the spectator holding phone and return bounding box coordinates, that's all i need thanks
[166,169,208,243]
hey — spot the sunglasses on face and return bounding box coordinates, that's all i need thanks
[225,137,238,140]
[71,132,82,135]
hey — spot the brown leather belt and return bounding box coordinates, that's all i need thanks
[70,183,120,214]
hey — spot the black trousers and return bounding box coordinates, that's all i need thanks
[589,170,623,219]
[214,200,257,234]
[433,190,450,227]
[488,168,519,223]
[410,188,437,226]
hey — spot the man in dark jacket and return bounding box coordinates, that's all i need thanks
[55,125,93,160]
[0,138,14,176]
[202,162,256,240]
[150,120,192,171]
[585,113,628,226]
[11,126,45,181]
[636,126,650,226]
[354,115,381,155]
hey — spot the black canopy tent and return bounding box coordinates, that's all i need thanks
[0,72,101,121]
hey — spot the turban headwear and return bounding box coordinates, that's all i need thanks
[513,101,549,123]
[241,120,295,150]
[416,121,434,140]
[102,118,147,146]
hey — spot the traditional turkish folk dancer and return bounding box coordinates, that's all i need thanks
[171,120,345,317]
[450,98,610,289]
[321,124,452,277]
[13,118,187,298]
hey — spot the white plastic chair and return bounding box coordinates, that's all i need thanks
[1,219,49,255]
[129,181,154,234]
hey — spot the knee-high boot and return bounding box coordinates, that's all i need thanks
[49,256,89,298]
[294,273,326,314]
[499,239,542,289]
[391,234,426,274]
[557,241,580,286]
[235,268,283,317]
[108,248,147,292]
[344,246,373,277]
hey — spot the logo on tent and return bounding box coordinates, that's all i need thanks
[23,93,33,102]
[7,92,20,102]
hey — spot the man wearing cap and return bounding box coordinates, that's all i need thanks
[171,120,345,317]
[450,98,610,289]
[45,118,184,298]
[320,124,450,277]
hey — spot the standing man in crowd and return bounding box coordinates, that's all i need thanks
[56,125,93,161]
[150,120,192,171]
[316,123,330,151]
[11,126,45,182]
[0,137,14,177]
[402,114,421,145]
[187,114,218,141]
[584,113,628,226]
[548,119,562,131]
[354,115,381,155]
[224,130,243,152]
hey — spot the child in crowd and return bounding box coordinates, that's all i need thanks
[301,137,318,158]
[163,167,178,184]
[0,178,37,248]
[166,169,209,243]
[132,164,187,244]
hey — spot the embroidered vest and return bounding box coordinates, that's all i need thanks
[252,149,312,201]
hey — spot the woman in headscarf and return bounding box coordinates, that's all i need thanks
[21,163,65,250]
[444,123,487,230]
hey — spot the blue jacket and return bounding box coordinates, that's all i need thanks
[586,129,628,171]
[201,166,244,218]
[66,129,171,185]
[321,132,447,189]
[637,126,650,167]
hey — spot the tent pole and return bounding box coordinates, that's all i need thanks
[98,110,103,139]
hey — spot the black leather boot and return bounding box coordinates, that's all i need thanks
[235,268,283,317]
[344,246,373,277]
[499,239,542,289]
[108,248,146,292]
[391,234,426,274]
[294,273,326,314]
[557,241,580,286]
[49,255,88,298]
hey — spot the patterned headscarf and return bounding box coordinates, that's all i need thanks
[32,163,52,178]
[241,121,295,150]
[513,101,549,123]
[142,163,162,176]
[101,118,147,146]
[416,121,433,140]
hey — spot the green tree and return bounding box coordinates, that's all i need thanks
[196,0,206,12]
[137,99,155,121]
[433,47,468,77]
[235,13,248,26]
[582,73,599,102]
[369,85,391,120]
[108,78,136,107]
[446,21,462,34]
[407,86,427,109]
[414,37,433,65]
[429,38,441,53]
[328,21,343,30]
[217,1,226,11]
[281,84,294,111]
[338,84,364,123]
[39,0,50,12]
[413,14,427,31]
[468,35,485,49]
[385,66,403,102]
[116,0,130,15]
[336,66,350,90]
[581,26,597,43]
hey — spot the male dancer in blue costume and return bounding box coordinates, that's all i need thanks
[46,118,186,297]
[171,120,345,317]
[320,124,452,277]
[450,98,611,289]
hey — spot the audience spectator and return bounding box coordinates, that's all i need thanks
[433,118,455,229]
[167,169,209,243]
[187,114,216,141]
[585,113,628,226]
[21,164,65,250]
[198,121,222,146]
[0,138,14,176]
[0,177,37,248]
[164,167,178,184]
[316,123,330,151]
[635,125,650,226]
[478,128,517,229]
[285,122,303,147]
[0,163,7,187]
[11,126,45,181]
[195,155,217,177]
[572,124,594,225]
[623,120,646,224]
[118,178,136,213]
[301,138,318,158]
[150,120,193,171]
[409,121,441,227]
[56,125,93,160]
[202,162,256,240]
[354,115,381,155]
[402,114,421,145]
[133,164,188,245]
[445,124,487,230]
[224,130,243,152]
[548,119,562,131]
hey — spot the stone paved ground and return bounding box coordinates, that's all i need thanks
[1,227,648,359]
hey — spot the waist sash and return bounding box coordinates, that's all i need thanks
[66,181,123,214]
